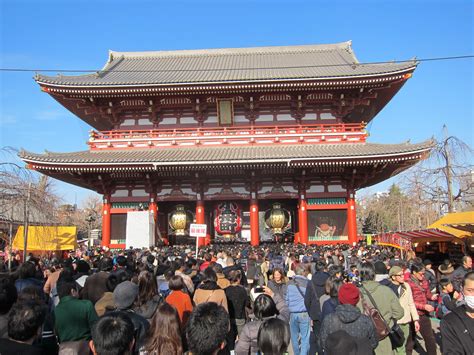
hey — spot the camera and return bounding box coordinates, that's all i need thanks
[254,286,265,293]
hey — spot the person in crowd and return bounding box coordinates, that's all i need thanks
[142,302,183,354]
[166,275,193,327]
[440,271,474,354]
[235,288,290,355]
[438,259,454,281]
[423,259,437,293]
[73,259,91,290]
[133,270,163,321]
[451,255,473,292]
[0,275,17,338]
[199,253,212,271]
[14,261,43,294]
[223,256,248,287]
[213,263,231,289]
[405,261,438,355]
[95,270,128,316]
[257,318,291,355]
[246,253,258,286]
[437,277,460,318]
[382,265,420,354]
[374,261,389,282]
[358,261,404,355]
[186,302,230,355]
[89,312,135,355]
[285,265,310,355]
[225,269,250,350]
[304,260,329,354]
[193,268,228,312]
[43,258,62,295]
[112,280,149,353]
[175,258,195,294]
[54,272,99,343]
[324,330,374,355]
[320,276,343,321]
[82,257,113,304]
[0,301,46,355]
[261,256,270,285]
[267,267,288,300]
[320,283,378,352]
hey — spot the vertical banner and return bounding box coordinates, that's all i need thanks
[367,234,372,245]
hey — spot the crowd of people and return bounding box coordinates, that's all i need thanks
[0,242,473,355]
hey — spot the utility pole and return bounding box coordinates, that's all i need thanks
[22,183,31,262]
[443,125,455,213]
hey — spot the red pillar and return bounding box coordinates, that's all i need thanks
[196,200,208,246]
[298,199,308,245]
[101,195,111,247]
[250,199,259,246]
[347,191,358,246]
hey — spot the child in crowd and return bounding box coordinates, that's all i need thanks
[437,278,460,318]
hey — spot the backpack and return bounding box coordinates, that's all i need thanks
[360,286,390,341]
[436,293,451,319]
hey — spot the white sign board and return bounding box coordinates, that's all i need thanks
[189,223,207,238]
[126,211,154,249]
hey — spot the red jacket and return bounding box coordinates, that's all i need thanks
[406,276,433,316]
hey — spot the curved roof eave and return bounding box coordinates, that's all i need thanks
[35,65,417,90]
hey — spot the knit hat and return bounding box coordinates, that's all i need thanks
[113,281,138,310]
[423,259,432,266]
[389,265,403,277]
[374,261,387,275]
[338,283,360,306]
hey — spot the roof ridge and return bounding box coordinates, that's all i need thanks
[107,41,353,61]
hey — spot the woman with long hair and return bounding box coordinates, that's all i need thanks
[141,303,183,355]
[193,268,228,311]
[133,270,163,320]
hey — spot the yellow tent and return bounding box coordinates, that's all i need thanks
[428,211,474,239]
[13,226,78,251]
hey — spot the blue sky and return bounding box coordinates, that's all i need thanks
[1,0,472,205]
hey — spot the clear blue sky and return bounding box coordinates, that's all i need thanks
[1,0,472,205]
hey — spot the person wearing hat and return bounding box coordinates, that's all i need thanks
[319,283,378,352]
[384,265,420,354]
[111,280,149,353]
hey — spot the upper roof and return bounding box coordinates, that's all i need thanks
[35,41,417,87]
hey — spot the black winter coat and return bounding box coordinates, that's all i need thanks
[319,304,378,351]
[304,271,329,320]
[440,305,474,354]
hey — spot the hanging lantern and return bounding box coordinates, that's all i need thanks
[264,203,290,235]
[169,205,192,236]
[214,202,242,238]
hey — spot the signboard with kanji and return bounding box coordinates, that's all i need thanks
[189,223,207,238]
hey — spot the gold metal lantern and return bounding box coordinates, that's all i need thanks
[264,203,290,235]
[169,205,192,236]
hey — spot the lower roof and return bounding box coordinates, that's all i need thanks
[21,141,432,167]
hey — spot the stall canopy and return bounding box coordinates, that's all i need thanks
[428,211,474,238]
[13,226,78,251]
[395,228,456,243]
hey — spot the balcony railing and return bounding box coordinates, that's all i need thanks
[88,122,367,150]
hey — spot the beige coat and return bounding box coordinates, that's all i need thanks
[193,288,228,312]
[398,283,419,324]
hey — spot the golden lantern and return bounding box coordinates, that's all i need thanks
[169,205,192,236]
[264,203,290,235]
